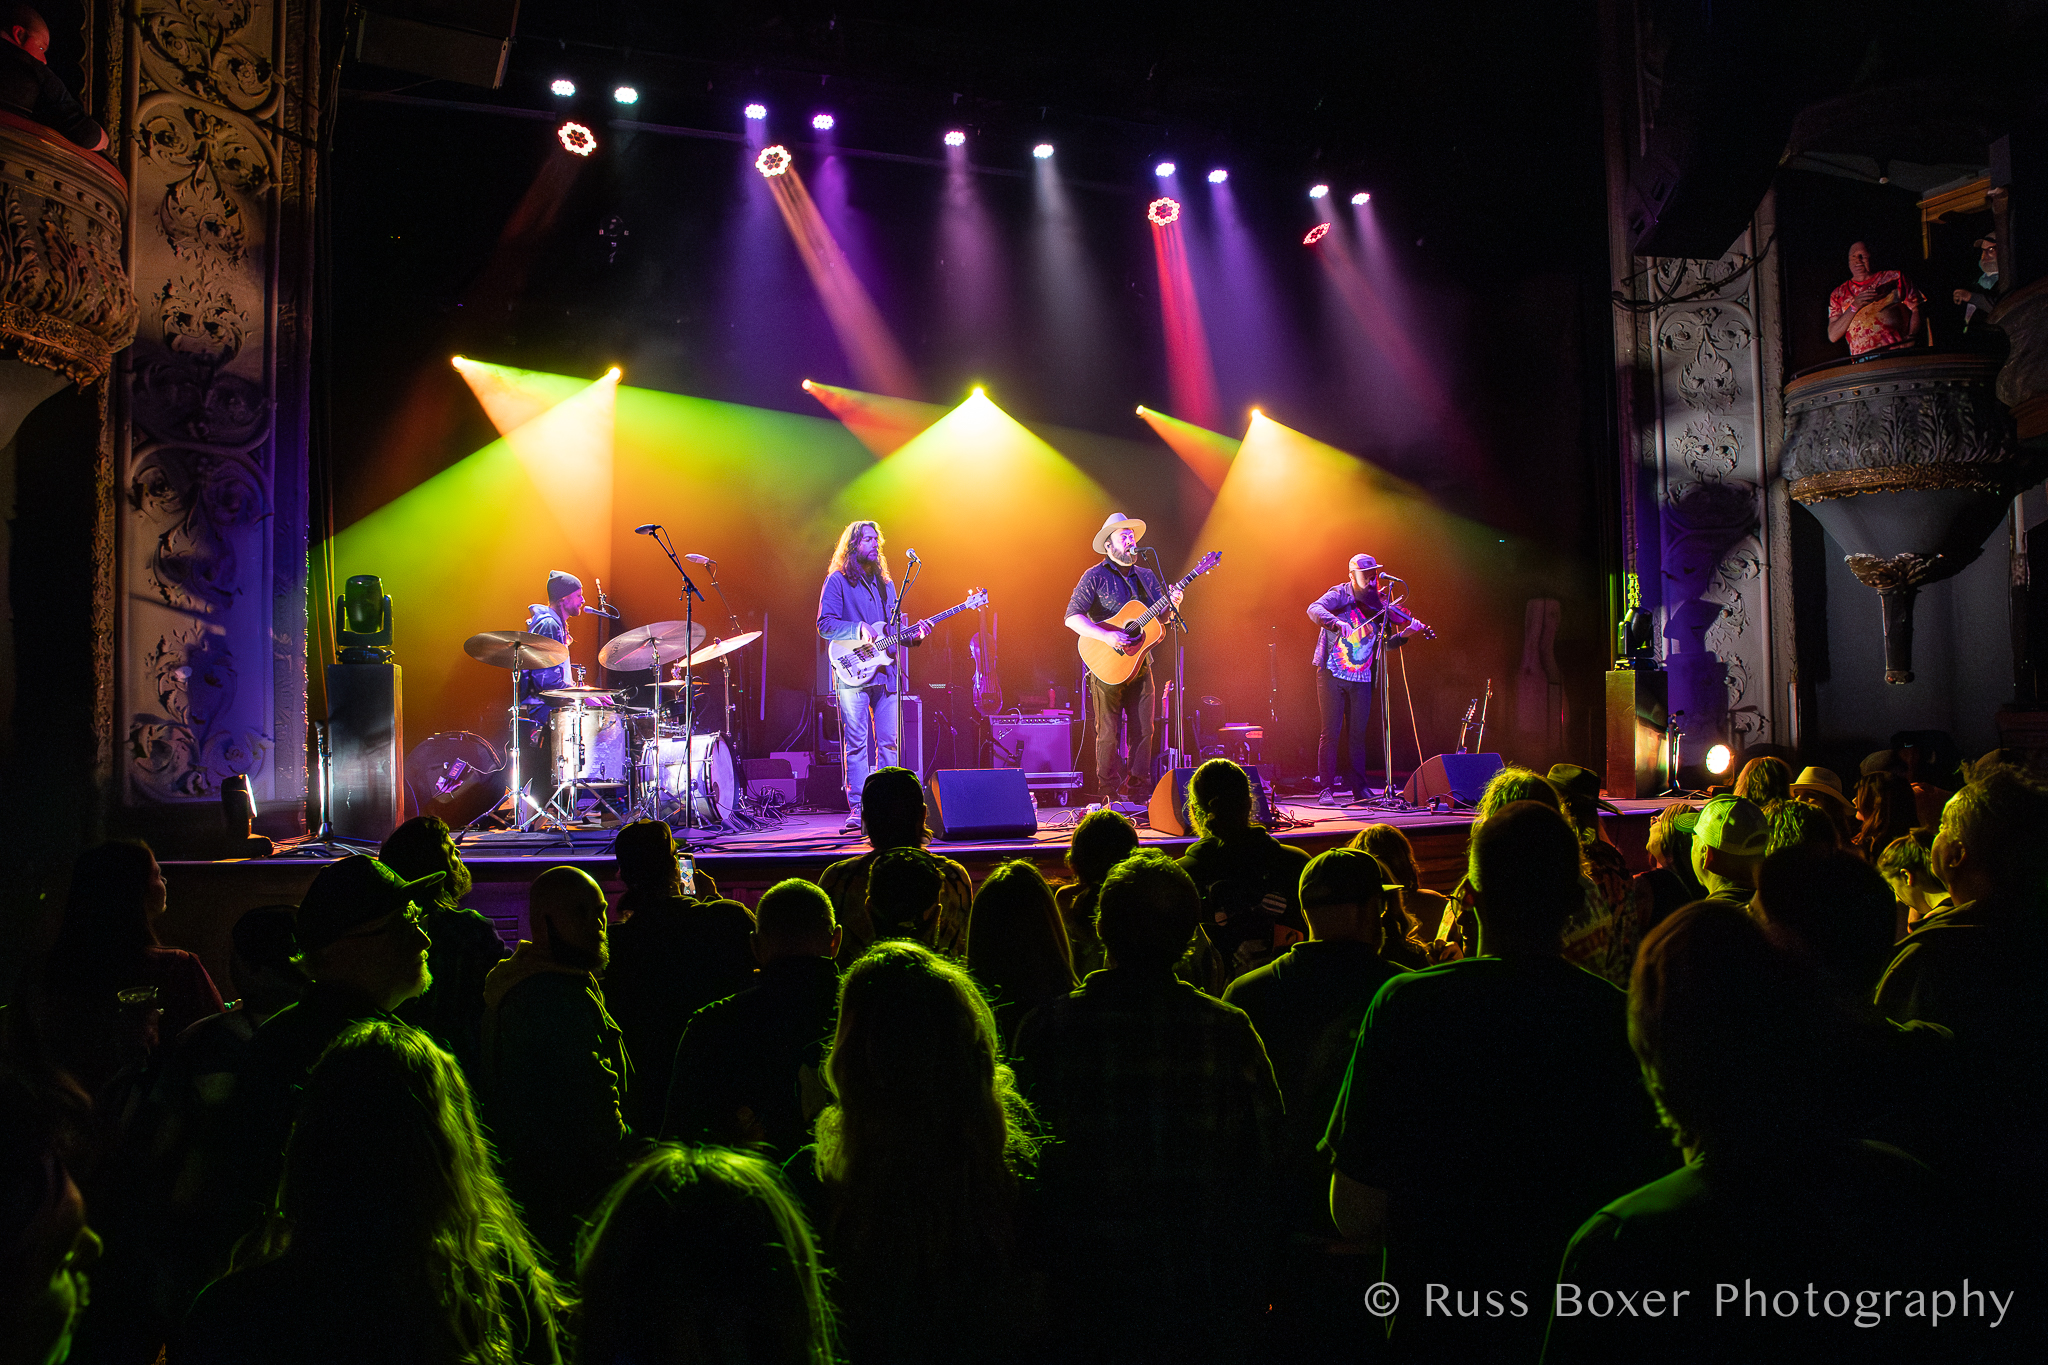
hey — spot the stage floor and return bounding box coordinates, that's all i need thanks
[160,795,1671,990]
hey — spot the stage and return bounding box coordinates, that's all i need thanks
[159,794,1670,990]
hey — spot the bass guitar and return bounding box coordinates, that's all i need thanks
[1076,552,1221,686]
[828,588,990,689]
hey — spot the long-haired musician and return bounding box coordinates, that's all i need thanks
[817,521,928,833]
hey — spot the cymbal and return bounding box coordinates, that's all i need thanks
[683,630,763,667]
[598,619,707,671]
[464,630,569,670]
[647,678,708,690]
[540,687,619,701]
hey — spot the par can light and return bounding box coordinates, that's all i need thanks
[756,145,792,177]
[1147,197,1181,226]
[558,122,597,156]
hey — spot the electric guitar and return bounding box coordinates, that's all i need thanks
[1076,552,1222,686]
[828,589,989,689]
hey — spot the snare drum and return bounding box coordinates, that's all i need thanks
[549,706,629,786]
[639,734,737,823]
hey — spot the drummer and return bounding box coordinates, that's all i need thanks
[518,570,600,780]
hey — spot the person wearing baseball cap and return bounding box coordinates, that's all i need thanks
[217,856,442,1237]
[1065,513,1181,805]
[1688,794,1770,907]
[1308,554,1431,805]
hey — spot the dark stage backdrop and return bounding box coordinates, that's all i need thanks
[321,96,1613,784]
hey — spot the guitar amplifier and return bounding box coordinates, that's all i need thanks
[989,712,1073,773]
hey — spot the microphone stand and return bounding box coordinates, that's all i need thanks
[1361,581,1415,810]
[893,554,922,780]
[644,527,705,840]
[1142,546,1189,778]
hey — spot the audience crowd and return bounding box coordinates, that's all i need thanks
[3,744,2042,1364]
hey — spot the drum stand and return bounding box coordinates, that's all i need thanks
[538,699,629,828]
[506,668,561,833]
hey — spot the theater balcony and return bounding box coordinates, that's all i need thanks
[1779,348,2042,684]
[0,108,138,445]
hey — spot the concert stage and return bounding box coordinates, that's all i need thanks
[158,797,1670,991]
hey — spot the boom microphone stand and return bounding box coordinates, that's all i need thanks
[640,524,704,839]
[1142,546,1189,775]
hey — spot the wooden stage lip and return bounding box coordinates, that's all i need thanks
[159,800,1669,990]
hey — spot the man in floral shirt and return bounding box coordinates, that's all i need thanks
[1828,240,1925,355]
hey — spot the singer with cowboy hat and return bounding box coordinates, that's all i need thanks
[1065,512,1181,805]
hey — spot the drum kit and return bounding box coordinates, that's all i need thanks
[456,621,763,833]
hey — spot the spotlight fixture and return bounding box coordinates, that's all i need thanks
[1033,143,1054,159]
[613,85,638,105]
[801,378,814,390]
[972,386,985,398]
[1207,168,1228,183]
[1147,196,1180,226]
[944,130,966,146]
[1351,191,1370,205]
[1309,184,1330,199]
[756,145,792,177]
[1705,743,1734,776]
[550,78,575,97]
[743,102,768,120]
[1303,223,1330,245]
[812,112,835,130]
[1154,161,1176,177]
[558,121,597,156]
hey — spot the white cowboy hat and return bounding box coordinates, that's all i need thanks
[1092,512,1147,556]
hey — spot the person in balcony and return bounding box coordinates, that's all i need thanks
[1826,240,1926,355]
[0,5,110,151]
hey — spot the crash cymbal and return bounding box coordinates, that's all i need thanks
[647,678,708,690]
[598,619,707,671]
[464,630,569,670]
[540,687,621,701]
[682,630,763,668]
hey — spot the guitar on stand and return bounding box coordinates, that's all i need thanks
[1455,678,1493,754]
[828,589,990,690]
[1076,551,1222,685]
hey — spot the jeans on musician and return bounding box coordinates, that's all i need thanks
[1316,670,1374,793]
[1090,667,1155,799]
[836,682,900,813]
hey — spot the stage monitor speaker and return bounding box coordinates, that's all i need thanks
[1402,752,1504,807]
[325,663,403,841]
[1148,764,1274,837]
[927,768,1036,840]
[805,761,848,812]
[989,712,1073,773]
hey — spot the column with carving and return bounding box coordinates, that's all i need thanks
[115,2,316,839]
[1617,227,1787,769]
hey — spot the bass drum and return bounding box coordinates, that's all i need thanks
[550,706,629,786]
[640,734,738,825]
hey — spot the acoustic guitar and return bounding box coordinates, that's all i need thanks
[1076,551,1222,686]
[828,588,989,689]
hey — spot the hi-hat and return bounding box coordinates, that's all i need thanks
[464,630,569,670]
[540,686,620,701]
[682,630,763,667]
[599,619,707,671]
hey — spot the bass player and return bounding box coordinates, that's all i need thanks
[1065,512,1181,805]
[818,520,929,832]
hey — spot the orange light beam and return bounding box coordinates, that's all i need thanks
[766,166,921,399]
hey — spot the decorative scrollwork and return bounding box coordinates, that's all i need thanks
[128,624,268,800]
[137,0,276,113]
[0,177,140,384]
[1845,551,1947,593]
[1673,416,1741,477]
[140,105,273,262]
[1659,305,1754,414]
[128,445,268,611]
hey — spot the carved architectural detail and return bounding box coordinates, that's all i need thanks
[1781,353,2019,495]
[1844,551,1948,593]
[117,0,313,817]
[0,117,140,385]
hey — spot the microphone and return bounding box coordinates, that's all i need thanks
[683,554,714,566]
[634,523,661,535]
[1380,572,1406,583]
[905,549,921,564]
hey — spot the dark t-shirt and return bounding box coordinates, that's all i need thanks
[661,954,840,1160]
[1327,954,1671,1356]
[0,43,103,147]
[394,904,507,1081]
[1178,827,1311,982]
[1065,559,1165,626]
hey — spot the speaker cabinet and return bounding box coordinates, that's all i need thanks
[1147,764,1275,837]
[1401,752,1505,806]
[989,712,1073,772]
[325,663,403,841]
[927,768,1037,840]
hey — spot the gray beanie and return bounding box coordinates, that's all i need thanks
[547,570,582,602]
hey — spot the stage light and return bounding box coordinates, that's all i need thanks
[1207,168,1228,183]
[756,145,791,177]
[1309,184,1330,199]
[613,85,638,105]
[606,366,621,380]
[1155,161,1176,177]
[812,112,835,130]
[1351,191,1370,205]
[451,355,466,367]
[744,102,768,120]
[1147,197,1181,226]
[1033,143,1054,159]
[558,121,597,156]
[1303,222,1330,244]
[801,378,814,390]
[944,130,966,146]
[1705,744,1733,776]
[550,78,575,97]
[972,386,985,398]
